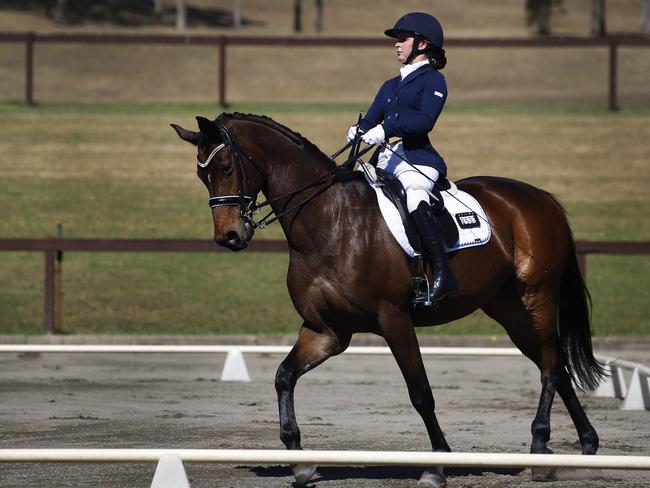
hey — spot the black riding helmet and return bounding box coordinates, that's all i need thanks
[385,12,446,69]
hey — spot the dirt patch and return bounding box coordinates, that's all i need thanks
[0,351,648,487]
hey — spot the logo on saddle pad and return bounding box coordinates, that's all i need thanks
[364,170,492,258]
[455,212,480,229]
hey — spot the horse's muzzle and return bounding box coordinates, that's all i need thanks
[216,229,249,251]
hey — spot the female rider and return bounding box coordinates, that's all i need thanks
[348,12,457,303]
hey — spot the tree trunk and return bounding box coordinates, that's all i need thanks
[537,2,552,35]
[176,0,186,31]
[591,0,607,37]
[313,0,323,33]
[233,0,242,29]
[294,0,302,33]
[153,0,164,16]
[642,0,649,33]
[52,0,66,24]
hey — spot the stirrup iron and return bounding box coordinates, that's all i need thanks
[411,273,433,307]
[410,255,433,308]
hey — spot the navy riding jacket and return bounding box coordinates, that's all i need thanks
[359,64,448,176]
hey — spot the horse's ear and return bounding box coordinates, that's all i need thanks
[170,123,200,146]
[196,116,221,141]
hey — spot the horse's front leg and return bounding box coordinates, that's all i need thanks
[379,304,450,488]
[275,323,350,485]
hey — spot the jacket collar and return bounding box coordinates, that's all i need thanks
[397,63,433,89]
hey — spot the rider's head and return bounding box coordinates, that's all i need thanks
[385,12,446,70]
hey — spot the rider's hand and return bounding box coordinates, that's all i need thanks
[346,125,360,142]
[361,124,385,145]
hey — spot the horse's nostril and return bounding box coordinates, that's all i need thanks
[224,230,239,243]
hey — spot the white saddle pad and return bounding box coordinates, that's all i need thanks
[364,169,491,257]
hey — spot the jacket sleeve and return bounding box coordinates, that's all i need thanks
[382,74,447,138]
[359,83,387,132]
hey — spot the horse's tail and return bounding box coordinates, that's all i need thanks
[558,233,607,391]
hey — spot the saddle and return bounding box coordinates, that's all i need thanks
[374,168,459,254]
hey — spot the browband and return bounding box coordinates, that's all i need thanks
[197,143,228,168]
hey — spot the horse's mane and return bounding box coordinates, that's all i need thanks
[216,112,335,168]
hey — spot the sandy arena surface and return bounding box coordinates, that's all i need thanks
[0,345,648,488]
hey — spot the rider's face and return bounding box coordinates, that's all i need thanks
[394,33,414,64]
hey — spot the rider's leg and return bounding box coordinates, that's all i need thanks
[396,164,458,302]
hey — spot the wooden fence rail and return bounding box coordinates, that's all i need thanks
[1,32,649,109]
[0,237,648,334]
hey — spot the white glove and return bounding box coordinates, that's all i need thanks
[361,124,385,145]
[346,125,360,142]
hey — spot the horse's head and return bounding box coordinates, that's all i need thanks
[171,116,262,251]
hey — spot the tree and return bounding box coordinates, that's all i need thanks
[176,0,187,31]
[51,0,66,24]
[526,0,563,35]
[153,0,164,16]
[233,0,242,29]
[314,0,323,33]
[591,0,607,36]
[294,0,324,33]
[294,0,302,32]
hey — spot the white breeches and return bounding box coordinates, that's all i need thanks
[377,142,440,213]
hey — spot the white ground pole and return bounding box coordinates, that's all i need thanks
[1,449,650,470]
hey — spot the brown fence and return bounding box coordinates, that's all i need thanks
[1,32,650,109]
[1,237,649,334]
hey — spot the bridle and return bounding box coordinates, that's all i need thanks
[196,120,368,233]
[197,123,260,237]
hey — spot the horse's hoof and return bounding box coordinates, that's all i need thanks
[531,467,557,482]
[416,471,447,488]
[293,463,317,486]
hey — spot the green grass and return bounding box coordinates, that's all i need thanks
[0,100,648,336]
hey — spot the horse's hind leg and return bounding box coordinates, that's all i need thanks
[379,304,449,488]
[275,323,350,486]
[483,281,599,461]
[556,371,599,454]
[482,283,565,480]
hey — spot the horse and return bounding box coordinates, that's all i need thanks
[172,113,605,488]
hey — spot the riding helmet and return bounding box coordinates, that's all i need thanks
[384,12,444,50]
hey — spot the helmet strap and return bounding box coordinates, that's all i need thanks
[405,34,426,65]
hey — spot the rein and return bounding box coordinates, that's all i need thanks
[198,122,372,231]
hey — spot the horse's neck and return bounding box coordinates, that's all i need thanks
[263,146,336,241]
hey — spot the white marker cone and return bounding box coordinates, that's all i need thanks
[220,350,251,382]
[622,366,650,411]
[150,453,190,488]
[593,363,627,399]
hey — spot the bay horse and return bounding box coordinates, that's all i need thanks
[172,113,604,488]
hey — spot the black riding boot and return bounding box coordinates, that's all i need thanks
[410,201,458,302]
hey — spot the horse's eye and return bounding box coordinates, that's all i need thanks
[218,163,233,175]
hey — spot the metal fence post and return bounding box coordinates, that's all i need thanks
[54,225,64,334]
[25,32,34,106]
[608,38,619,111]
[219,35,227,107]
[43,239,55,334]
